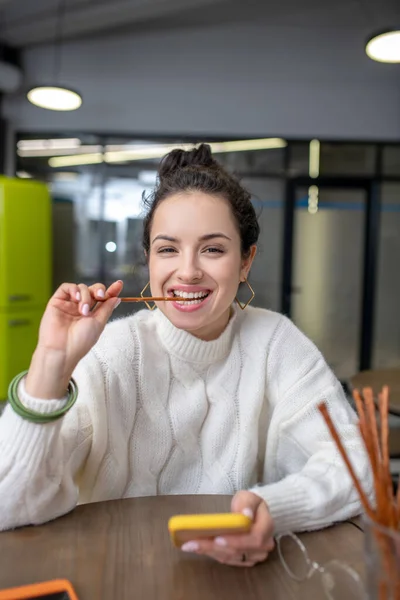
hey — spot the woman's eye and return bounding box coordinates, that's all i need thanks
[204,247,224,254]
[158,247,177,254]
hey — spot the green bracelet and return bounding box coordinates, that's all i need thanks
[7,370,79,424]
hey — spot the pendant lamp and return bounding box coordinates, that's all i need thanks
[27,0,82,110]
[366,29,400,63]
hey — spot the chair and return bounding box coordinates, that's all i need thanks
[349,368,400,456]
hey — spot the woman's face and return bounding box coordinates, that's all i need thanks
[148,191,256,341]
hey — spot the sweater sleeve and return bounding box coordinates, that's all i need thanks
[0,351,103,531]
[250,317,374,535]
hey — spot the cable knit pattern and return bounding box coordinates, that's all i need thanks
[0,305,373,533]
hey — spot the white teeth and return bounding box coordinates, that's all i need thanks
[170,290,210,305]
[173,290,209,299]
[175,298,203,305]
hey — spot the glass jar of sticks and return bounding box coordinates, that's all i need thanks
[319,386,400,600]
[364,514,400,599]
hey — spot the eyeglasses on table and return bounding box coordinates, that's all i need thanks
[276,531,365,599]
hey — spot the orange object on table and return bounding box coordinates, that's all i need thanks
[0,579,78,600]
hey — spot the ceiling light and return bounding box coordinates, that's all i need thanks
[18,138,81,151]
[48,138,287,168]
[27,0,83,111]
[210,138,287,153]
[49,153,103,167]
[18,144,101,157]
[105,144,195,163]
[27,86,82,111]
[309,139,320,178]
[366,30,400,63]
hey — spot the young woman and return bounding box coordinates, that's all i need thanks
[0,144,372,567]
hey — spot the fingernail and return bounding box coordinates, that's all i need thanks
[181,541,199,552]
[214,537,227,547]
[114,298,121,309]
[97,289,105,298]
[82,303,90,316]
[76,292,81,301]
[242,508,254,520]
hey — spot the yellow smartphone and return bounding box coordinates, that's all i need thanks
[168,513,252,547]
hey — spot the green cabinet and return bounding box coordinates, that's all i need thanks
[0,177,51,311]
[0,310,42,399]
[0,177,51,400]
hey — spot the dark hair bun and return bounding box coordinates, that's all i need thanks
[158,143,217,179]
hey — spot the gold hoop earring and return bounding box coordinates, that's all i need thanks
[235,278,255,310]
[140,281,157,311]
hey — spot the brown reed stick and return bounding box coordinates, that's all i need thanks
[317,403,375,519]
[397,476,400,521]
[353,389,367,435]
[379,387,397,528]
[364,387,387,522]
[356,388,383,518]
[119,296,193,303]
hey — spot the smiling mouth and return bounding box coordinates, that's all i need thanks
[170,290,211,305]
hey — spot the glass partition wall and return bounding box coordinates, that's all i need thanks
[15,136,400,381]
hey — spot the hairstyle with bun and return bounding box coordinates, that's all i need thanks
[142,143,260,258]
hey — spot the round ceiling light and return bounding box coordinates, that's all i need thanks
[27,86,82,111]
[366,29,400,63]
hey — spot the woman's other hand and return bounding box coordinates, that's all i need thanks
[180,491,275,567]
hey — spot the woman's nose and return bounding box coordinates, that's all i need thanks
[176,255,203,282]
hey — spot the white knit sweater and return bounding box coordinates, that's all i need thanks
[0,305,372,533]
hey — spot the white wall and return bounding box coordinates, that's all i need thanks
[3,22,400,139]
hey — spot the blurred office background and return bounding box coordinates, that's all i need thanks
[0,0,399,387]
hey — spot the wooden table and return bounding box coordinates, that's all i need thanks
[0,495,365,600]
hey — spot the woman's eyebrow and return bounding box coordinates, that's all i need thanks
[151,234,178,244]
[151,232,231,244]
[200,233,232,241]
